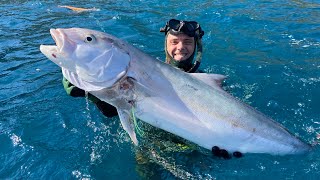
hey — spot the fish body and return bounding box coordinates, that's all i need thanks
[40,28,311,155]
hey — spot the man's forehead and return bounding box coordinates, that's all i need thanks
[167,33,194,40]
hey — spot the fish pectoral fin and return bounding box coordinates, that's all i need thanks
[190,73,227,90]
[117,108,138,145]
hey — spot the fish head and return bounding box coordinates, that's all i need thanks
[40,28,131,90]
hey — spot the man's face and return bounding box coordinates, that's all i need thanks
[166,33,195,61]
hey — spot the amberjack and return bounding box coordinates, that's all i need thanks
[40,28,311,155]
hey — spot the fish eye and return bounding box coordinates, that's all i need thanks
[85,34,96,43]
[86,37,93,41]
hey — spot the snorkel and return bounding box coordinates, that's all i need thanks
[160,19,204,72]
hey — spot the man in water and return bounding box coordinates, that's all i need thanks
[62,19,205,117]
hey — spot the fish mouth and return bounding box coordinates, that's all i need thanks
[40,28,75,59]
[39,28,62,55]
[50,29,61,50]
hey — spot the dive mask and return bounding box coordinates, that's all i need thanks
[160,19,204,38]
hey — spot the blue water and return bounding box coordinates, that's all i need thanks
[1,0,319,179]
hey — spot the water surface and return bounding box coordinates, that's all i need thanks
[0,0,319,179]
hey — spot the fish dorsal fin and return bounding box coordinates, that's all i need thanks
[190,73,227,90]
[117,107,139,145]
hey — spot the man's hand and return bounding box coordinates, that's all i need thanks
[62,77,85,97]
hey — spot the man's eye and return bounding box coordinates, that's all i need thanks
[170,41,178,45]
[85,34,96,43]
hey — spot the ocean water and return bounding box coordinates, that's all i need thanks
[0,0,319,179]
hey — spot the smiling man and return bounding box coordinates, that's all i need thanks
[166,33,195,62]
[161,19,204,72]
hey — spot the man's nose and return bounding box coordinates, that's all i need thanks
[176,42,184,49]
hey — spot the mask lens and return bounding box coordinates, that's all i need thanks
[166,19,202,38]
[186,22,198,31]
[168,19,182,31]
[185,22,198,36]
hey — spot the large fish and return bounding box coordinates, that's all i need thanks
[40,28,311,155]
